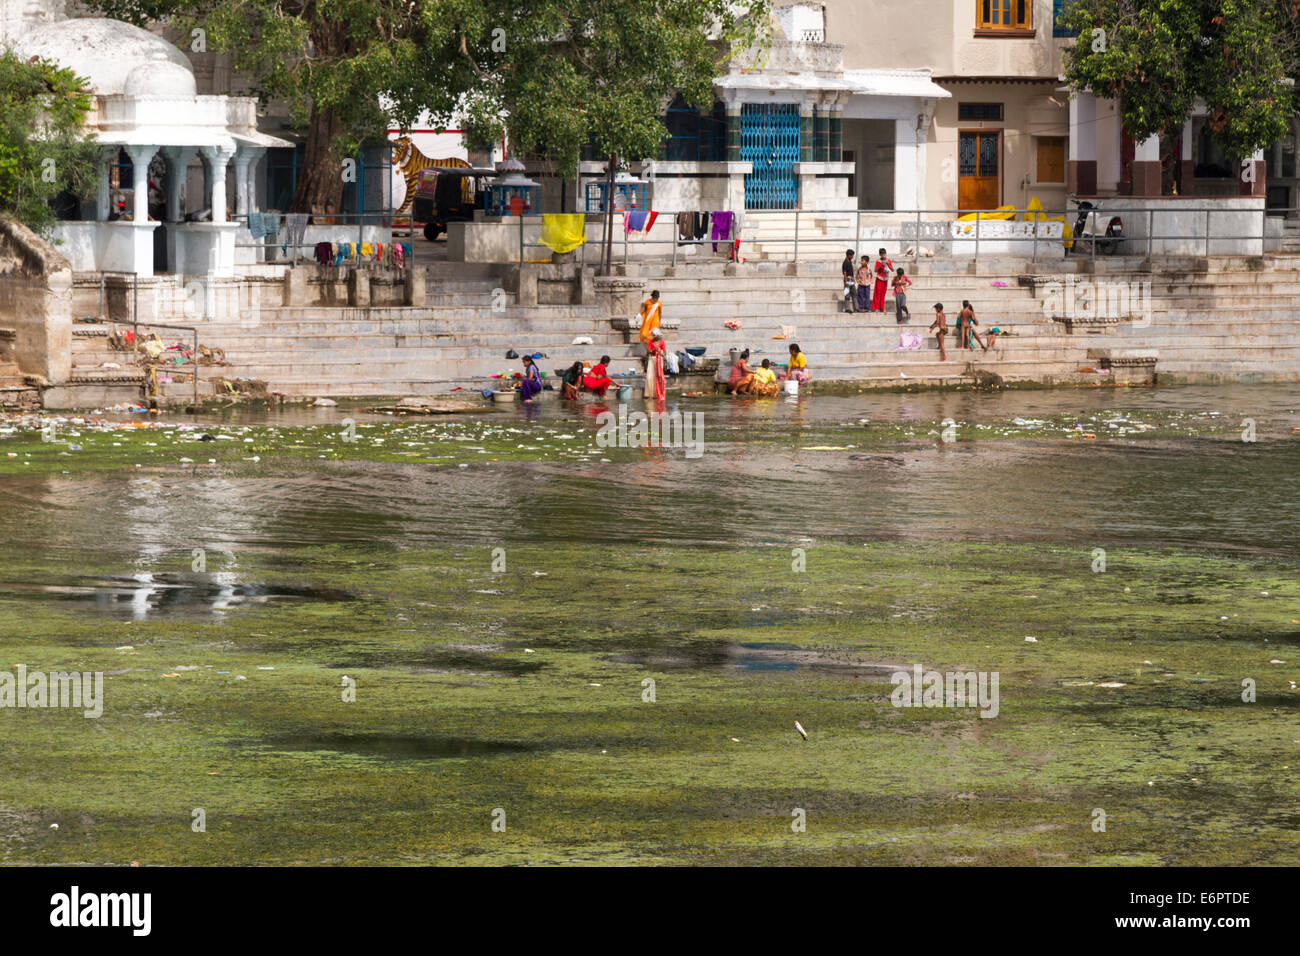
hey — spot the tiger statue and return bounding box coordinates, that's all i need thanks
[390,135,471,214]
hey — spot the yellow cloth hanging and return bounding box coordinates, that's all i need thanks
[540,214,586,254]
[957,205,1017,221]
[361,242,373,257]
[1023,195,1074,249]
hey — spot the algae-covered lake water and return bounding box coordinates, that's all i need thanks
[1,383,1297,865]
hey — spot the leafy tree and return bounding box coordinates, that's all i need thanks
[451,0,770,270]
[89,0,769,268]
[1061,0,1300,176]
[90,0,483,215]
[0,51,97,235]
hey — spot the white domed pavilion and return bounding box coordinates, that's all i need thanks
[12,16,292,277]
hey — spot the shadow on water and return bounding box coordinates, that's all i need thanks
[0,573,356,621]
[248,733,541,759]
[323,646,546,676]
[609,640,899,676]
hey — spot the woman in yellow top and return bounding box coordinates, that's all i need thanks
[781,343,810,384]
[748,359,780,397]
[737,358,779,397]
[637,289,662,346]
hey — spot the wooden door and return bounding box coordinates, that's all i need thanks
[958,131,1000,210]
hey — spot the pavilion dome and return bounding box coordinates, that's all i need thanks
[12,17,194,96]
[124,56,197,97]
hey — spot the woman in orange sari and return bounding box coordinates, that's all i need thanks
[637,290,662,349]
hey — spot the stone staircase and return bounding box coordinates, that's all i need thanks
[50,254,1300,403]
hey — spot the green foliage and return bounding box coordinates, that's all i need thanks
[452,0,770,171]
[0,51,97,234]
[1061,0,1300,160]
[88,0,769,208]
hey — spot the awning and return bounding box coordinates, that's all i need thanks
[844,70,951,99]
[232,130,295,150]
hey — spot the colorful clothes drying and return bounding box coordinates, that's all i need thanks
[711,211,734,251]
[541,214,586,253]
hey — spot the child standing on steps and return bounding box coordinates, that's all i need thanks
[872,248,893,312]
[929,303,949,361]
[855,256,872,313]
[892,267,912,323]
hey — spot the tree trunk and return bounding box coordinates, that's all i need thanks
[602,154,616,275]
[290,102,345,214]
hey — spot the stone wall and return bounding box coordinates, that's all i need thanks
[0,217,73,384]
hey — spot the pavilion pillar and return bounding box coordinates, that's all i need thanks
[125,145,156,222]
[161,146,197,222]
[200,145,236,222]
[232,147,254,218]
[96,147,116,221]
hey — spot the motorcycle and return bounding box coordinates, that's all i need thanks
[1069,199,1123,256]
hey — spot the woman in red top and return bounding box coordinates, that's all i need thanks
[582,355,613,397]
[871,248,892,312]
[645,333,667,403]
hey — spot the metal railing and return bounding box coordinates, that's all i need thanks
[91,273,200,405]
[231,211,402,266]
[506,203,1283,272]
[130,320,201,407]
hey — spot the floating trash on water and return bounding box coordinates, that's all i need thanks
[794,720,808,740]
[1024,636,1038,643]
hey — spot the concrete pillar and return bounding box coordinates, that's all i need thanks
[160,146,197,222]
[125,145,156,221]
[1067,92,1097,195]
[200,145,236,222]
[795,98,808,168]
[894,118,920,211]
[232,149,253,218]
[829,102,843,163]
[1240,148,1266,197]
[814,103,829,163]
[347,268,370,307]
[96,147,115,221]
[1131,134,1162,196]
[403,264,425,306]
[283,266,308,306]
[725,104,741,164]
[1179,121,1194,196]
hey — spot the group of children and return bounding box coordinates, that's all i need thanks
[927,300,993,361]
[842,248,911,322]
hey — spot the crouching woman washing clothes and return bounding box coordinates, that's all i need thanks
[516,355,543,402]
[583,355,613,397]
[780,343,810,384]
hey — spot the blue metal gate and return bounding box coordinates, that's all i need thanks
[741,103,800,209]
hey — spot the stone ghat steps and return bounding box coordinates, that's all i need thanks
[198,312,1068,338]
[645,271,1300,299]
[213,342,1093,376]
[0,361,27,389]
[216,344,1098,386]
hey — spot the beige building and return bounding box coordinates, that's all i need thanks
[824,0,1071,213]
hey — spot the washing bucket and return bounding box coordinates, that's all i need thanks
[616,384,632,401]
[783,378,799,396]
[492,389,517,403]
